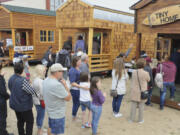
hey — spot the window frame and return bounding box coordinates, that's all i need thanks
[40,30,55,43]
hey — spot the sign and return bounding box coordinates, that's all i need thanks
[14,46,34,52]
[143,5,180,26]
[6,38,13,47]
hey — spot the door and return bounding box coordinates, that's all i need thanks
[155,38,171,61]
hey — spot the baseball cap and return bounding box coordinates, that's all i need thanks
[50,63,67,72]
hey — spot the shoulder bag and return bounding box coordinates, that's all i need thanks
[137,70,149,100]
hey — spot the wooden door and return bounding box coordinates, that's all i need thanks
[155,38,171,61]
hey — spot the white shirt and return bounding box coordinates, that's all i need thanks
[79,82,91,102]
[111,69,129,95]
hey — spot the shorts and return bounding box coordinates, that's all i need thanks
[48,117,65,134]
[80,101,91,112]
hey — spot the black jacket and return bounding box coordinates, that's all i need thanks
[0,75,9,101]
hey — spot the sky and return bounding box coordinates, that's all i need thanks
[85,0,140,13]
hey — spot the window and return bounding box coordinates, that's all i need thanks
[40,30,55,43]
[48,31,54,42]
[40,30,47,42]
[155,38,171,61]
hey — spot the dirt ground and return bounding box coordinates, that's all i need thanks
[2,66,180,135]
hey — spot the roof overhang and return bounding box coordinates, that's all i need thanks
[130,0,156,10]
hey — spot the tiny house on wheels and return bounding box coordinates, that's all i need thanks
[56,0,137,73]
[0,5,59,61]
[131,0,180,110]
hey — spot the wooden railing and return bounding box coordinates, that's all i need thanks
[88,54,112,73]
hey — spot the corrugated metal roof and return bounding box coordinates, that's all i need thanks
[2,4,56,16]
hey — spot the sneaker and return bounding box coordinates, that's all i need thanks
[170,98,175,101]
[114,113,123,118]
[81,125,85,129]
[138,120,144,124]
[85,122,91,128]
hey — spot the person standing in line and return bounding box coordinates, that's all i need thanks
[69,56,89,120]
[32,65,48,135]
[144,57,154,106]
[42,46,53,77]
[22,55,30,81]
[156,54,177,110]
[79,53,90,77]
[63,36,72,52]
[111,58,129,118]
[74,35,86,53]
[0,62,14,135]
[8,63,38,135]
[171,46,180,84]
[129,58,150,124]
[43,63,71,135]
[90,77,106,135]
[79,72,91,128]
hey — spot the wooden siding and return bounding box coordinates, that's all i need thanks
[56,0,92,28]
[33,15,58,59]
[11,12,33,29]
[136,0,180,34]
[0,9,10,28]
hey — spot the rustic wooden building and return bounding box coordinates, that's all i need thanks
[56,0,137,73]
[0,4,59,60]
[131,0,180,60]
[131,0,180,110]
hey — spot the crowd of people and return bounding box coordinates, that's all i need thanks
[0,35,179,135]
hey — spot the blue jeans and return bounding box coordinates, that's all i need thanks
[91,104,102,135]
[160,82,176,108]
[112,95,124,114]
[70,90,80,117]
[146,88,153,105]
[49,117,65,135]
[80,101,91,111]
[35,105,45,129]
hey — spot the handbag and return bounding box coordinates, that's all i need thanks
[155,64,163,89]
[40,100,45,109]
[137,70,149,100]
[110,72,120,98]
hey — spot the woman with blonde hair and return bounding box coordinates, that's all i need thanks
[111,58,129,117]
[32,64,46,135]
[130,58,150,123]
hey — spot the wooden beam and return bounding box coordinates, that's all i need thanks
[88,28,93,55]
[100,32,103,54]
[136,33,141,59]
[58,29,63,51]
[26,31,29,45]
[11,29,15,60]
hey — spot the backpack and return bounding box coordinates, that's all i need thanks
[56,53,71,68]
[155,64,163,89]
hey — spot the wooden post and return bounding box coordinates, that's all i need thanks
[88,28,93,55]
[11,29,16,59]
[136,33,141,59]
[100,32,103,54]
[26,31,29,46]
[59,29,63,51]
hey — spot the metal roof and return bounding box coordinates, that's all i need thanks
[59,0,134,24]
[2,4,56,16]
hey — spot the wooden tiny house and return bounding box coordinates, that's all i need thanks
[131,0,180,110]
[56,0,137,73]
[0,5,59,61]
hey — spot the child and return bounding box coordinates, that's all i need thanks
[22,55,30,81]
[111,58,129,117]
[79,72,91,128]
[90,77,106,135]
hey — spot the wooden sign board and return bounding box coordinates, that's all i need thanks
[143,5,180,26]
